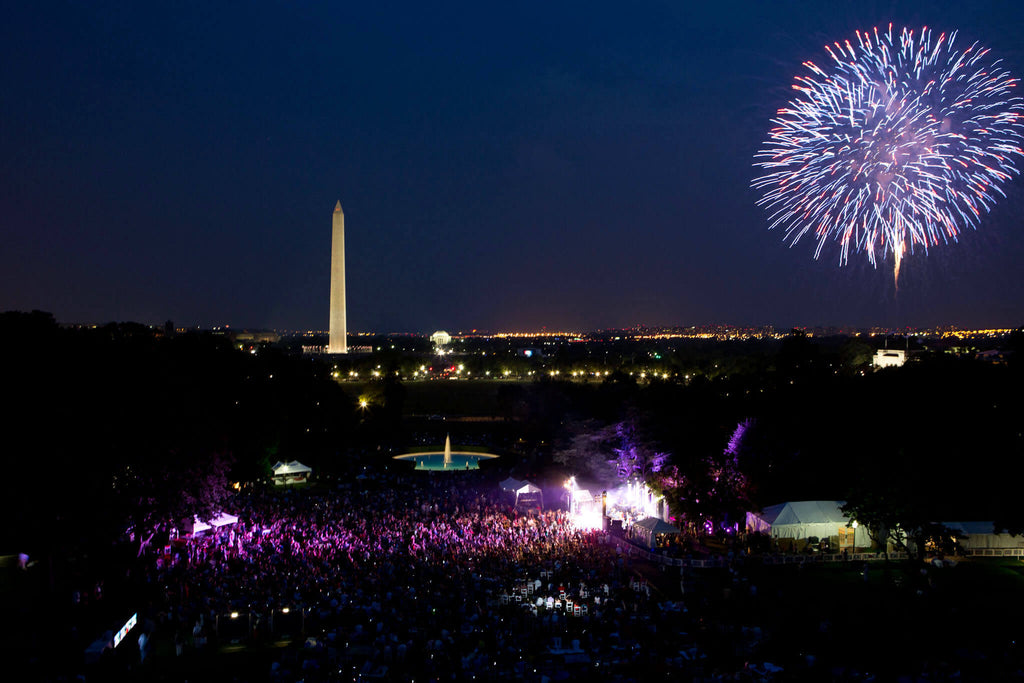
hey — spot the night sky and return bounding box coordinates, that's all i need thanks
[4,1,1024,332]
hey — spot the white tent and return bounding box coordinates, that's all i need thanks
[514,482,543,508]
[500,477,526,492]
[747,501,870,548]
[943,522,1024,551]
[191,512,239,534]
[271,460,312,485]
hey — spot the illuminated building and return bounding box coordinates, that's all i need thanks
[430,330,451,352]
[873,348,907,369]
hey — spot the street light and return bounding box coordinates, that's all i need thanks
[850,520,858,555]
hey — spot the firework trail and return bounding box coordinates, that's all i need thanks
[753,25,1024,286]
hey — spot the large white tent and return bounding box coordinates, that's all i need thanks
[943,522,1024,551]
[747,501,870,548]
[271,460,312,485]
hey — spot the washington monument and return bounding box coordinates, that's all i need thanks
[328,200,348,354]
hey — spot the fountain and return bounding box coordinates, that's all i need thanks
[393,434,499,471]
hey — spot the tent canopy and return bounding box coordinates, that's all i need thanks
[500,477,526,491]
[634,517,680,535]
[272,461,312,475]
[747,501,869,545]
[514,481,544,508]
[272,460,312,485]
[763,501,848,526]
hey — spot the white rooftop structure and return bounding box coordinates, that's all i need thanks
[747,500,871,547]
[271,460,313,485]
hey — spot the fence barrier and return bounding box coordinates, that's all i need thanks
[606,534,1024,567]
[966,547,1024,556]
[603,535,920,568]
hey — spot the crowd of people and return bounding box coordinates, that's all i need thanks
[38,466,1015,682]
[146,473,778,682]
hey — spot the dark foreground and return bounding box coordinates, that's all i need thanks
[5,474,1024,682]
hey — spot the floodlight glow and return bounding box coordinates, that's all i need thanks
[569,508,603,531]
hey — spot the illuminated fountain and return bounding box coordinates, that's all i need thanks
[393,435,499,471]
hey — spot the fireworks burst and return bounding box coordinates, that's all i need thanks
[753,25,1024,285]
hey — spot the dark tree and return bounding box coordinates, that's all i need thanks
[117,450,235,539]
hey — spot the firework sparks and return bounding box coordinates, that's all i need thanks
[753,25,1024,285]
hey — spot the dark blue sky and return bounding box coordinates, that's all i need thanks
[4,1,1024,332]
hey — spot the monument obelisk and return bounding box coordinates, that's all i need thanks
[327,201,348,354]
